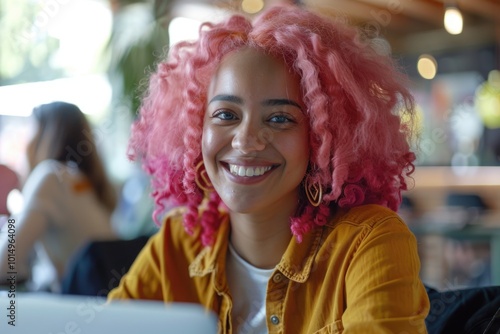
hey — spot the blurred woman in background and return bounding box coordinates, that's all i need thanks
[0,101,117,290]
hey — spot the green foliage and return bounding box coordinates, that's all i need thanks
[0,0,63,84]
[106,0,170,117]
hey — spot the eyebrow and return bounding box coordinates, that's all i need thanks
[209,95,302,111]
[262,98,302,110]
[209,94,243,104]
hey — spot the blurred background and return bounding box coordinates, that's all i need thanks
[0,0,499,292]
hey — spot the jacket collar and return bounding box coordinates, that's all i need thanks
[189,213,231,278]
[276,225,324,283]
[189,212,325,284]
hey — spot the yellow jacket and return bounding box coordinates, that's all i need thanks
[108,204,429,333]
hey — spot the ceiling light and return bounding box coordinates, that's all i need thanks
[241,0,264,14]
[444,6,463,35]
[417,54,437,80]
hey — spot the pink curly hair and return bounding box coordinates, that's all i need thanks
[129,5,416,246]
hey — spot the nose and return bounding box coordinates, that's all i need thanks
[232,121,267,154]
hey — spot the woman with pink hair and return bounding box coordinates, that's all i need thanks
[109,5,429,333]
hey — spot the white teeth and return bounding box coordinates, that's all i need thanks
[229,164,272,177]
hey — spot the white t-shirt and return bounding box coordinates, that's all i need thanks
[226,242,275,334]
[0,160,116,283]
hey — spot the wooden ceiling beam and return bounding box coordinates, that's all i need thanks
[306,0,386,21]
[305,0,409,30]
[355,0,443,26]
[456,0,500,22]
[390,23,496,55]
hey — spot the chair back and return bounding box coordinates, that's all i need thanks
[61,236,150,296]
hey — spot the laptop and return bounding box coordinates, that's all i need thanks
[1,293,218,333]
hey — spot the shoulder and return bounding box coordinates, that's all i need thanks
[22,160,65,198]
[153,207,230,267]
[26,159,80,186]
[161,207,197,236]
[29,159,64,178]
[154,207,205,260]
[316,205,422,281]
[328,204,407,231]
[321,204,413,246]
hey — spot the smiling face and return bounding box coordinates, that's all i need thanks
[202,48,310,217]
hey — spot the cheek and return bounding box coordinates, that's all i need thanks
[277,131,310,174]
[290,127,310,158]
[201,125,214,160]
[292,142,310,175]
[201,124,226,167]
[201,127,217,188]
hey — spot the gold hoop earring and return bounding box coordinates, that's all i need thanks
[195,161,214,193]
[305,176,323,207]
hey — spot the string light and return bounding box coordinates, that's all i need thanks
[417,54,438,80]
[444,6,463,35]
[241,0,264,14]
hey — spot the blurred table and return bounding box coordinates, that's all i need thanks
[411,213,500,285]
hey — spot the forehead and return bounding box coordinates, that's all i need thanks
[219,48,287,74]
[207,48,302,100]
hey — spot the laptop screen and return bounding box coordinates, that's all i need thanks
[1,293,218,334]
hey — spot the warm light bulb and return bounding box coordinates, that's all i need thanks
[241,0,264,14]
[417,55,437,80]
[7,189,24,215]
[444,7,463,35]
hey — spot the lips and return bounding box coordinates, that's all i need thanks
[229,164,273,177]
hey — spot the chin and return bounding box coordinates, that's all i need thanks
[218,194,261,215]
[221,202,256,215]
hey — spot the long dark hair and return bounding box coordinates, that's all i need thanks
[29,101,116,212]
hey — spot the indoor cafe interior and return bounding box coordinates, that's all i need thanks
[0,0,499,333]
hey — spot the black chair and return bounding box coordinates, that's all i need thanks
[425,285,500,334]
[61,236,150,296]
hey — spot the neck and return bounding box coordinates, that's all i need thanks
[229,210,293,269]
